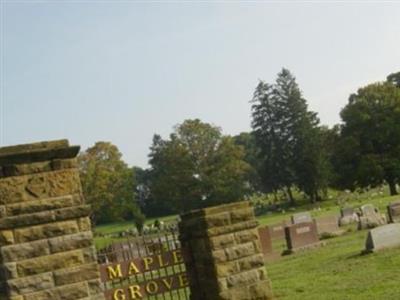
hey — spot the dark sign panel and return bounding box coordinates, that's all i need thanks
[99,248,191,299]
[104,272,189,300]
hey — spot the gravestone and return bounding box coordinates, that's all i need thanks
[387,201,400,223]
[339,207,359,226]
[284,222,322,254]
[258,227,273,258]
[361,204,376,216]
[364,223,400,253]
[0,140,104,300]
[358,204,386,230]
[314,215,343,237]
[179,201,273,300]
[267,221,288,240]
[341,207,355,218]
[291,212,312,224]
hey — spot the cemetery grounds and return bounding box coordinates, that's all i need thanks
[95,193,400,300]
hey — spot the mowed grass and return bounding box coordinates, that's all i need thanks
[259,193,400,299]
[268,229,400,300]
[94,193,400,299]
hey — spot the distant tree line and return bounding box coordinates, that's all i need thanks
[79,70,400,224]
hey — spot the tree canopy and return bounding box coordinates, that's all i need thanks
[147,119,251,214]
[336,82,400,195]
[78,142,144,224]
[251,68,330,203]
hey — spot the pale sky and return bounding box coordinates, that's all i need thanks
[1,1,400,167]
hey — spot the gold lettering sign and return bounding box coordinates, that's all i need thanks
[100,249,188,281]
[107,264,123,280]
[107,273,189,300]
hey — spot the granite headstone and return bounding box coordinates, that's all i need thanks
[314,215,343,236]
[284,222,322,253]
[387,201,400,223]
[365,223,400,252]
[291,212,312,224]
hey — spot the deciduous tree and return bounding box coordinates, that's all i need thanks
[338,82,400,195]
[148,119,251,213]
[78,142,144,224]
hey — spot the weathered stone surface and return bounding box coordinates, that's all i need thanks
[209,233,235,250]
[81,246,98,263]
[0,230,14,246]
[0,169,82,205]
[0,140,103,299]
[361,204,376,216]
[0,142,80,167]
[314,215,343,236]
[237,254,264,272]
[248,280,273,300]
[214,260,239,277]
[86,279,103,296]
[53,205,91,222]
[23,282,89,300]
[5,195,80,216]
[358,204,386,230]
[2,262,18,280]
[230,207,254,224]
[226,268,261,287]
[1,240,50,262]
[291,212,312,224]
[341,207,355,217]
[2,162,53,178]
[0,140,69,157]
[284,222,321,252]
[7,272,54,296]
[211,249,228,263]
[258,227,273,257]
[77,217,92,232]
[204,212,231,227]
[48,231,93,253]
[339,207,359,226]
[181,201,250,220]
[51,158,78,171]
[234,228,259,244]
[0,210,55,229]
[387,200,400,223]
[53,263,100,286]
[365,223,400,252]
[267,221,288,240]
[225,242,256,261]
[0,205,6,218]
[180,201,273,300]
[207,220,259,238]
[16,250,85,277]
[14,220,79,243]
[0,158,78,178]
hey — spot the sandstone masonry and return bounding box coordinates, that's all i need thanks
[0,140,105,300]
[179,201,273,300]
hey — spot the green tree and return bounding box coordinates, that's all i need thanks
[148,119,251,213]
[338,82,400,195]
[251,69,328,203]
[387,71,400,87]
[233,132,261,192]
[78,142,144,224]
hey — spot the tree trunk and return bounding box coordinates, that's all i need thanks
[388,179,398,196]
[287,186,295,206]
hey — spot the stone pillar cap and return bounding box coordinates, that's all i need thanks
[0,139,80,166]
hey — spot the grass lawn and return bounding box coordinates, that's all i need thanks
[94,193,400,299]
[268,228,400,299]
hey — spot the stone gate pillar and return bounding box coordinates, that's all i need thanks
[179,201,273,300]
[0,140,105,300]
